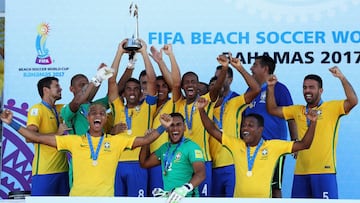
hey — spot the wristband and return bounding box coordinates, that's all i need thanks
[183,183,194,191]
[156,125,166,135]
[90,77,101,87]
[9,120,21,131]
[126,62,135,70]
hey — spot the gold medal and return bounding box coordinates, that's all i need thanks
[92,160,98,166]
[189,129,192,135]
[163,171,167,176]
[127,129,132,135]
[246,171,252,177]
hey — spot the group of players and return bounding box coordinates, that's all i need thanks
[1,38,358,200]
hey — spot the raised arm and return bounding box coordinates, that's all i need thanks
[108,40,128,102]
[329,66,358,114]
[138,39,156,96]
[292,109,318,152]
[209,54,228,102]
[117,66,134,97]
[168,45,182,102]
[150,45,172,89]
[164,44,181,92]
[197,97,223,143]
[266,75,285,118]
[1,109,58,147]
[229,53,260,103]
[68,63,109,113]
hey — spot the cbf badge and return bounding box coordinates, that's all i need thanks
[259,91,266,103]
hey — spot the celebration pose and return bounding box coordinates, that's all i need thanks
[198,97,319,197]
[139,112,205,203]
[243,55,297,198]
[26,76,69,196]
[1,104,172,196]
[266,66,358,198]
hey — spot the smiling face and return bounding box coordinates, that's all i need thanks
[167,115,186,144]
[124,80,141,107]
[181,72,199,103]
[240,115,264,146]
[156,78,170,103]
[303,79,323,108]
[87,104,107,135]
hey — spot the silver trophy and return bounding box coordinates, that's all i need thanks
[124,2,142,52]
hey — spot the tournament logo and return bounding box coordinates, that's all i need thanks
[35,23,52,65]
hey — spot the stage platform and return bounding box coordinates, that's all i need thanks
[1,197,360,203]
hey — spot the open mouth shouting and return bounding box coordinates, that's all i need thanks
[242,131,250,137]
[186,87,196,97]
[93,119,102,128]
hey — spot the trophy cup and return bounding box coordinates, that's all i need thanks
[124,2,142,54]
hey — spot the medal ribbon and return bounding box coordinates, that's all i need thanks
[41,100,60,126]
[125,106,132,132]
[246,138,264,172]
[80,104,89,117]
[86,132,104,162]
[164,137,185,173]
[213,91,233,130]
[184,97,198,132]
[305,99,323,127]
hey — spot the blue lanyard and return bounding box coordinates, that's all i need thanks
[246,138,263,172]
[41,100,59,126]
[305,99,323,126]
[125,106,132,131]
[86,132,104,162]
[213,91,233,130]
[184,97,198,132]
[164,137,185,172]
[80,104,89,117]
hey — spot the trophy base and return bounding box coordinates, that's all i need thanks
[124,38,142,51]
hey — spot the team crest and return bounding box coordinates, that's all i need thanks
[262,149,268,156]
[175,152,182,161]
[261,148,268,160]
[259,91,266,103]
[30,108,39,116]
[104,142,110,149]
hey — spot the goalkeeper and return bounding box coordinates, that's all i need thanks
[139,112,205,202]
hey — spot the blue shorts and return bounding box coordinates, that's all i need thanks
[148,165,163,196]
[31,172,69,196]
[198,161,212,197]
[114,161,148,197]
[291,174,338,199]
[212,164,235,197]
